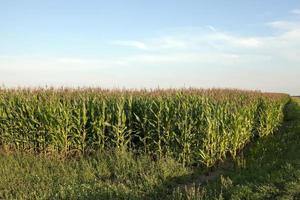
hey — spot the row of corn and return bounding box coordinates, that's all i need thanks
[0,88,290,166]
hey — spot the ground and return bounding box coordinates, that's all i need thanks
[0,98,299,200]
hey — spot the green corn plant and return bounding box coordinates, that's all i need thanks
[149,97,164,158]
[89,98,109,151]
[0,87,290,168]
[110,97,131,151]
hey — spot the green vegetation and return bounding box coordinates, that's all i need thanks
[0,88,289,168]
[170,97,300,200]
[0,88,297,200]
[0,150,190,199]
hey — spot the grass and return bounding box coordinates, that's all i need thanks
[0,96,299,200]
[0,150,192,200]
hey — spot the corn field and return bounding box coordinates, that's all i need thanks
[0,88,290,167]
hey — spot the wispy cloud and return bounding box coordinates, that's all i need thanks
[206,25,217,32]
[112,29,263,52]
[291,9,300,15]
[111,40,149,50]
[267,20,300,30]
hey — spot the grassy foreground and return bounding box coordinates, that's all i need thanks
[0,98,299,199]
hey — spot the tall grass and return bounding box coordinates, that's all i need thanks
[0,88,290,167]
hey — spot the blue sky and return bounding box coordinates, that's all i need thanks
[1,1,300,94]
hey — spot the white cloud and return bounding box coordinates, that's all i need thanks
[207,25,217,32]
[291,9,300,15]
[204,32,262,48]
[152,36,188,49]
[111,29,263,53]
[267,20,300,30]
[56,57,126,66]
[111,40,149,50]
